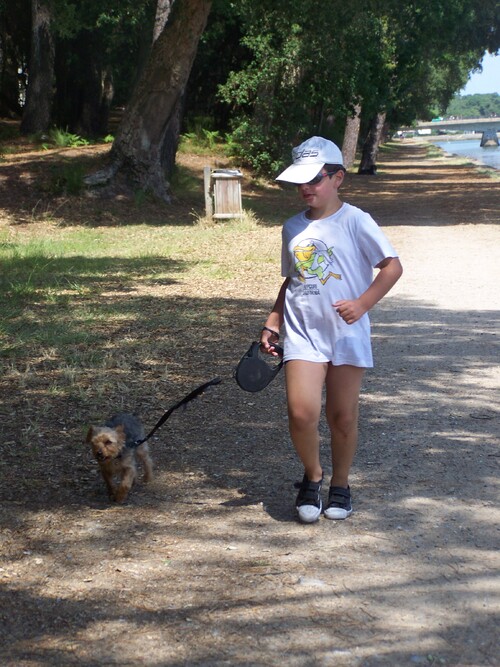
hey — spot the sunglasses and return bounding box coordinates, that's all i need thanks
[304,170,339,186]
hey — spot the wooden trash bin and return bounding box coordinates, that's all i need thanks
[204,168,243,219]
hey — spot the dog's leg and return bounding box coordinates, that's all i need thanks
[99,465,117,501]
[136,443,153,483]
[115,464,136,503]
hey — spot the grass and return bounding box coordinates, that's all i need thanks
[0,210,281,372]
[47,162,87,195]
[0,208,282,429]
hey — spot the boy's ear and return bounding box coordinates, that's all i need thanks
[335,169,345,185]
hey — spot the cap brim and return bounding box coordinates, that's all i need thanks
[275,162,325,184]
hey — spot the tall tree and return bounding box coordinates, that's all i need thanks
[358,112,387,175]
[87,0,212,202]
[20,0,54,134]
[342,105,361,170]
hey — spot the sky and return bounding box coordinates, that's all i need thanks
[461,52,500,95]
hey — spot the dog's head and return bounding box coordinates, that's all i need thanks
[86,425,126,462]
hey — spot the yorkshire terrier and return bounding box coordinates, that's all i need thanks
[86,413,153,503]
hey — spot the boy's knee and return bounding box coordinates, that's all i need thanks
[289,407,319,431]
[329,412,358,437]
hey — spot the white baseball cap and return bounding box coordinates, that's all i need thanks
[275,136,344,184]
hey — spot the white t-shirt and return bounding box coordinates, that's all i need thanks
[281,202,398,368]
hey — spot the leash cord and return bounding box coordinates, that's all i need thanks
[133,377,222,447]
[131,342,283,447]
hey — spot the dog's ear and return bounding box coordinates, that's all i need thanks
[86,426,96,443]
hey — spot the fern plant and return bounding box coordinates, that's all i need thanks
[42,128,90,149]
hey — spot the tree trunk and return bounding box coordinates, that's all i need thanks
[341,104,361,170]
[358,111,386,175]
[87,0,212,202]
[150,0,175,152]
[20,0,54,134]
[153,0,174,42]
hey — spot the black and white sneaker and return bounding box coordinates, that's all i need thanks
[295,474,323,523]
[324,485,352,520]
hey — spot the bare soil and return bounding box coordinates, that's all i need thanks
[0,137,499,667]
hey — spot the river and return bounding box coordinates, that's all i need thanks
[434,138,500,170]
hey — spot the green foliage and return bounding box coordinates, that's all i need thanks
[445,93,500,118]
[225,121,284,177]
[202,129,221,150]
[216,2,349,174]
[52,0,154,39]
[42,127,90,149]
[4,0,500,179]
[180,115,222,152]
[50,0,156,132]
[208,0,500,174]
[183,0,245,132]
[179,126,224,155]
[48,163,86,196]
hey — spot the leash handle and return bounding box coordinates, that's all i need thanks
[133,377,222,447]
[265,343,284,358]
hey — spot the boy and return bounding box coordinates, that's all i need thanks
[261,136,403,523]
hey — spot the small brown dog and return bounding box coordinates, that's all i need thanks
[86,413,153,503]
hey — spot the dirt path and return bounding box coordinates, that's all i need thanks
[1,140,499,666]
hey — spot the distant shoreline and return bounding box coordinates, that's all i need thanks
[422,133,499,142]
[392,137,500,173]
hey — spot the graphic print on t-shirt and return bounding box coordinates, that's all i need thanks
[293,238,342,285]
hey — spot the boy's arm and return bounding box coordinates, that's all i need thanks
[261,278,290,353]
[334,257,403,325]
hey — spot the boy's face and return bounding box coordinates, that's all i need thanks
[297,168,344,210]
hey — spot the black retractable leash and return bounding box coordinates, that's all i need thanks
[133,377,221,447]
[132,341,284,447]
[233,341,284,393]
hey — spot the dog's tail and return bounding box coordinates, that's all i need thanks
[133,377,222,447]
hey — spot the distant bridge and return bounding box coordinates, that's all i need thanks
[415,118,500,133]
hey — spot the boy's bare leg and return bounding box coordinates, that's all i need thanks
[285,360,328,482]
[325,364,365,488]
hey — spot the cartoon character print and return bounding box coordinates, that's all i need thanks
[293,238,341,284]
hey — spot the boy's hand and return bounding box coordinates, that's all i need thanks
[333,299,366,325]
[260,326,281,356]
[334,257,403,325]
[260,337,281,356]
